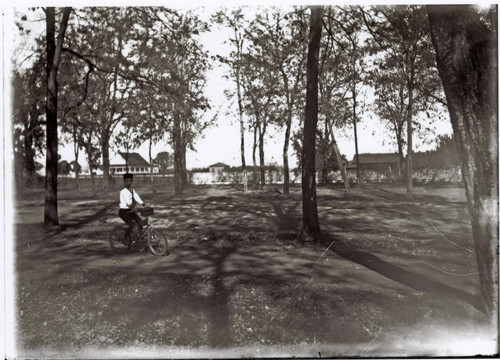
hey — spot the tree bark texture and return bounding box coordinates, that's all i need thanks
[252,126,258,189]
[235,40,248,193]
[427,5,498,315]
[320,121,329,186]
[258,122,266,188]
[149,138,155,189]
[26,104,42,184]
[283,120,291,194]
[302,6,323,238]
[89,144,95,191]
[44,7,71,227]
[327,120,350,192]
[173,113,187,195]
[406,83,414,196]
[281,67,294,195]
[397,135,405,179]
[73,135,80,191]
[101,134,110,189]
[24,112,36,184]
[352,84,360,182]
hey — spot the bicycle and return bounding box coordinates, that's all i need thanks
[109,207,169,256]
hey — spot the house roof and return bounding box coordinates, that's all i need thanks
[350,153,400,164]
[113,152,150,166]
[208,162,230,168]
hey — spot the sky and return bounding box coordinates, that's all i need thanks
[6,4,454,171]
[126,10,453,170]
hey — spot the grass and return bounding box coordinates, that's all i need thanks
[11,182,497,358]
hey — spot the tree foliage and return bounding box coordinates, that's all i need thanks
[363,5,445,185]
[323,6,367,181]
[12,58,46,186]
[56,7,211,194]
[250,7,309,193]
[154,151,173,174]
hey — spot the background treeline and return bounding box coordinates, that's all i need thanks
[13,6,456,196]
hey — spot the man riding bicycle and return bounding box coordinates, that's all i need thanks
[118,173,147,242]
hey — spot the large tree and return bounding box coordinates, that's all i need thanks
[44,7,72,227]
[427,5,498,315]
[302,6,323,238]
[214,8,250,193]
[12,12,47,187]
[12,62,45,187]
[363,5,444,193]
[62,7,154,190]
[319,8,354,190]
[250,8,309,194]
[58,40,95,191]
[324,6,367,182]
[163,13,211,195]
[239,43,280,189]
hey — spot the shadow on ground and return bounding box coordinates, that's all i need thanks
[14,184,490,353]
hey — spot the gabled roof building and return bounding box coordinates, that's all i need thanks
[347,153,400,172]
[109,152,156,175]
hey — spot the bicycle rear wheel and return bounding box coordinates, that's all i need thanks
[148,229,168,256]
[109,226,131,253]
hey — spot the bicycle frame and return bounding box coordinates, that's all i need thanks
[110,207,168,256]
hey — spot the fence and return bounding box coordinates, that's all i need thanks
[57,167,463,188]
[191,167,463,185]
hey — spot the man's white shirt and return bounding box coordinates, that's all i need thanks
[119,188,144,209]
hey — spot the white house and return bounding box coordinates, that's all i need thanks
[208,162,230,175]
[109,152,158,175]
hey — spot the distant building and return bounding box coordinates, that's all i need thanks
[347,153,400,172]
[109,152,157,175]
[208,162,230,175]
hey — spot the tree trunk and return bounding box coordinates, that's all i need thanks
[173,113,185,195]
[149,137,155,192]
[258,122,266,188]
[406,101,413,195]
[44,8,58,227]
[283,130,290,194]
[86,142,96,197]
[352,83,360,182]
[320,120,329,186]
[235,36,248,194]
[181,116,189,189]
[406,64,415,196]
[397,134,405,180]
[281,68,294,195]
[25,105,40,184]
[44,7,71,227]
[125,145,129,173]
[24,121,36,185]
[73,137,80,191]
[427,5,498,315]
[252,126,258,189]
[181,144,188,188]
[327,119,350,192]
[282,87,293,194]
[240,116,248,192]
[302,6,323,238]
[333,139,350,192]
[174,145,187,195]
[101,134,110,189]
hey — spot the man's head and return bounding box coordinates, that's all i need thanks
[123,173,133,187]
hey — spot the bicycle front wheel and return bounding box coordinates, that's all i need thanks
[148,229,169,256]
[109,226,131,253]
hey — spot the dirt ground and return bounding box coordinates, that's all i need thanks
[8,182,498,358]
